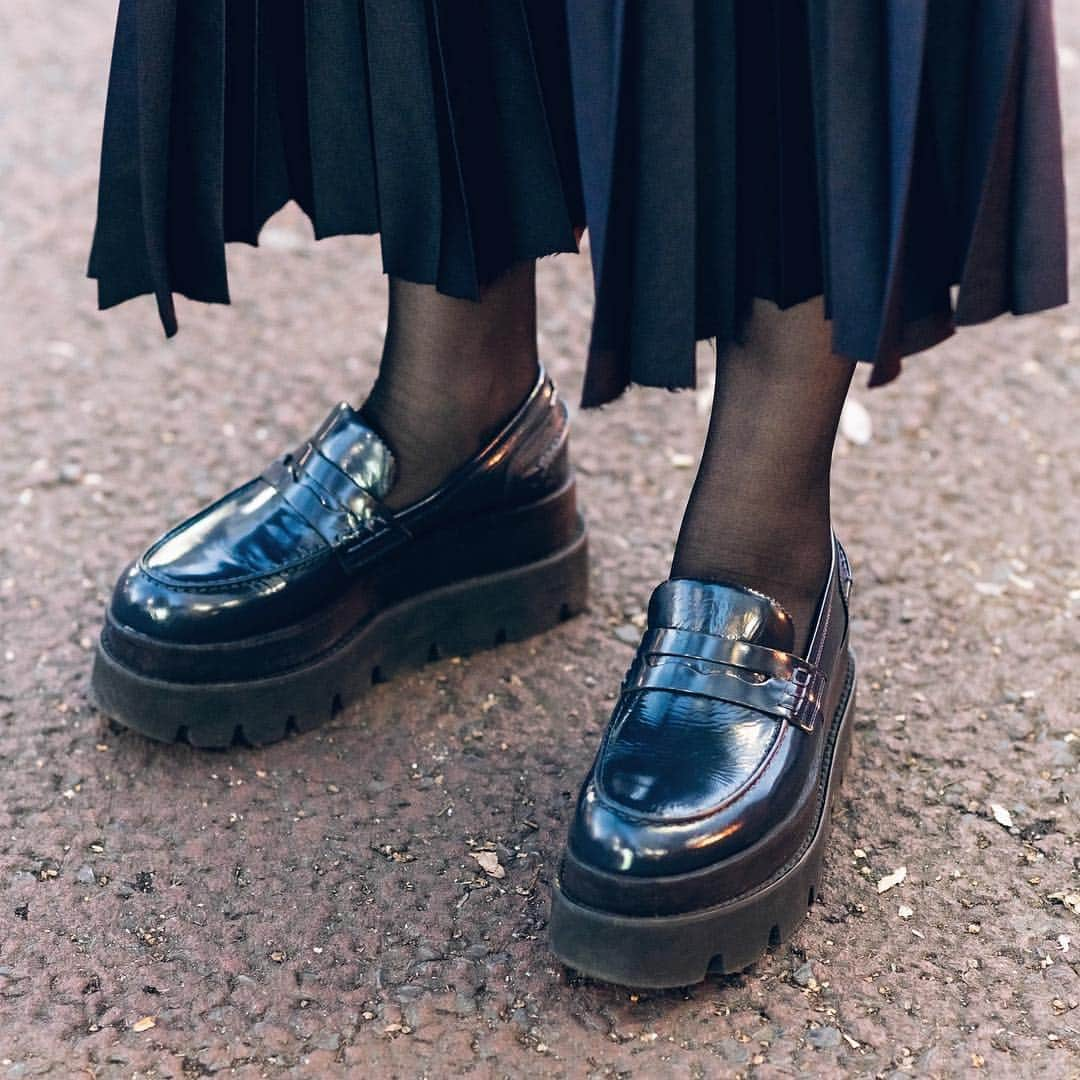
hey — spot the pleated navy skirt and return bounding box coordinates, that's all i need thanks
[88,1,1068,407]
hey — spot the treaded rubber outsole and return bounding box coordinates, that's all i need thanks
[91,522,588,748]
[548,653,857,988]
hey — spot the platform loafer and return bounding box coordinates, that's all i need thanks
[550,537,855,987]
[92,368,588,747]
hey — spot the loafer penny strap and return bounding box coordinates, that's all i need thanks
[261,443,408,571]
[623,626,827,732]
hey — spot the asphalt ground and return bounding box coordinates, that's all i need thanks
[1,3,1078,1077]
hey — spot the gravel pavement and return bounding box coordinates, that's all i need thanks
[2,4,1078,1077]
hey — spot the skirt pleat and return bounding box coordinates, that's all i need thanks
[303,0,379,240]
[571,0,1067,403]
[89,0,583,333]
[739,2,821,309]
[468,1,580,267]
[88,0,1067,406]
[222,0,258,243]
[580,1,700,407]
[363,0,445,287]
[692,3,738,346]
[1008,0,1069,316]
[88,0,180,335]
[167,1,228,308]
[624,4,698,395]
[953,0,1068,327]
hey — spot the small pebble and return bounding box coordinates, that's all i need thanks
[839,398,872,445]
[807,1025,842,1050]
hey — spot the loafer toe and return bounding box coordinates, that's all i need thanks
[568,690,782,877]
[108,559,194,640]
[105,474,335,646]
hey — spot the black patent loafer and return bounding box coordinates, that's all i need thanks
[550,538,856,987]
[92,369,588,747]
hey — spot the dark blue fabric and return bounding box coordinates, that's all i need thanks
[566,0,1067,401]
[90,0,583,326]
[88,0,1068,406]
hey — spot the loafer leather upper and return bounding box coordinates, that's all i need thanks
[564,538,852,901]
[112,402,401,644]
[105,370,573,662]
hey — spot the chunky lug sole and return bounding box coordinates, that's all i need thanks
[549,655,857,988]
[92,519,588,748]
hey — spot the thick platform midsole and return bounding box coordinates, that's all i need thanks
[92,520,588,745]
[102,476,582,685]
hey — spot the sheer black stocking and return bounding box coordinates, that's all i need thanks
[361,262,540,509]
[671,297,855,650]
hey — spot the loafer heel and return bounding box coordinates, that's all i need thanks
[399,514,589,666]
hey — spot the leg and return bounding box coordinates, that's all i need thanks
[550,296,859,985]
[92,257,588,746]
[362,262,541,508]
[671,296,855,647]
